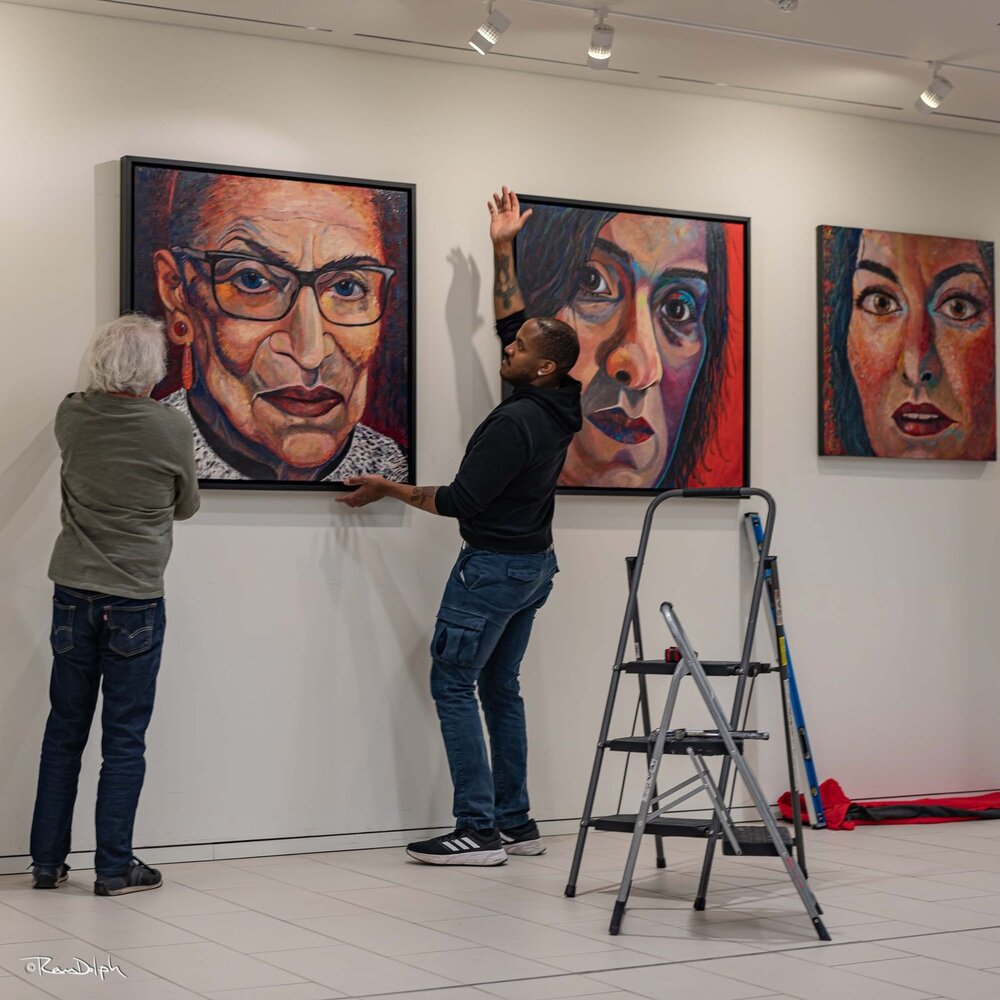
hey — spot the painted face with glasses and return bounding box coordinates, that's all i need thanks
[155,177,394,478]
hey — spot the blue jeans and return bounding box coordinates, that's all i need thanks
[30,585,166,876]
[430,546,557,831]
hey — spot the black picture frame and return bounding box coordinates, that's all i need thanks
[120,155,416,491]
[514,193,750,496]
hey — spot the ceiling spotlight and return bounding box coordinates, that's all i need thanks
[916,67,953,113]
[772,0,799,10]
[588,10,614,70]
[469,1,510,55]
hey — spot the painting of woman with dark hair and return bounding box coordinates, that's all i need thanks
[515,198,748,492]
[819,225,995,460]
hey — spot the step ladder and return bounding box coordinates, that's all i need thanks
[565,487,828,941]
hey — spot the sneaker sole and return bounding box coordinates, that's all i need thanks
[503,838,546,856]
[405,848,508,866]
[94,881,162,897]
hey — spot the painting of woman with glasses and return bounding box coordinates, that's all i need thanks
[514,197,748,493]
[122,158,414,488]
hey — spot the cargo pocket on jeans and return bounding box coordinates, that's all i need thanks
[431,608,487,668]
[106,605,156,658]
[50,602,75,654]
[506,561,542,583]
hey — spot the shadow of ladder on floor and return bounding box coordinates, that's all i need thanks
[564,486,830,942]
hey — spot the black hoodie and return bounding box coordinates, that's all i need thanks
[435,311,583,553]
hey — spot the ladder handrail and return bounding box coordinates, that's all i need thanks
[612,487,776,675]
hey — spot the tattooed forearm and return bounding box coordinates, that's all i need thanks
[494,251,522,311]
[410,485,438,509]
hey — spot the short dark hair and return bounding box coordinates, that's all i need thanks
[535,316,579,377]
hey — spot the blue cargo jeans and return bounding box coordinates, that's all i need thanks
[430,545,558,831]
[30,585,165,876]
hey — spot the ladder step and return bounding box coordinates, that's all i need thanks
[604,734,746,755]
[622,659,773,677]
[592,814,713,838]
[722,825,794,856]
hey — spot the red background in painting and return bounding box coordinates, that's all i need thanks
[686,221,746,487]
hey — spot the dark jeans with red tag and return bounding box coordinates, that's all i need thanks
[430,546,557,831]
[31,585,165,876]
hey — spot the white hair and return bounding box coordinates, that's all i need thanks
[88,313,168,395]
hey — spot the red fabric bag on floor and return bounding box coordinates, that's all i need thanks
[778,779,1000,830]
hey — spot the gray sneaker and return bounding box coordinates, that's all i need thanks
[94,858,162,896]
[32,863,70,889]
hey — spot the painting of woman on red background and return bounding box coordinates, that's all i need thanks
[122,157,415,489]
[819,224,995,461]
[515,196,749,493]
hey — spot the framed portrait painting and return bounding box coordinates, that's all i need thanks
[121,156,415,489]
[514,195,750,495]
[818,224,995,461]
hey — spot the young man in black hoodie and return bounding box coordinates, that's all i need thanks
[339,187,582,865]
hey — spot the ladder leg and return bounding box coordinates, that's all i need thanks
[779,661,807,880]
[610,665,687,934]
[662,604,830,941]
[693,758,731,909]
[567,668,624,897]
[637,674,666,870]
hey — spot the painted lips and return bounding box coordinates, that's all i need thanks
[892,401,956,437]
[587,407,655,445]
[260,385,344,418]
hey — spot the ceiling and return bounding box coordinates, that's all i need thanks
[15,0,1000,134]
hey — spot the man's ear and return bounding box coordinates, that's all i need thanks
[154,249,193,345]
[538,359,557,377]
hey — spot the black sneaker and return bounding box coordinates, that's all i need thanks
[32,863,70,889]
[94,858,162,896]
[406,828,507,866]
[500,819,546,856]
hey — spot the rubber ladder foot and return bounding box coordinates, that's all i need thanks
[564,885,576,898]
[814,917,831,942]
[656,858,667,869]
[609,900,626,936]
[693,897,706,911]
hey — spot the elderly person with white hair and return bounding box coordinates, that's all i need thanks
[30,314,199,896]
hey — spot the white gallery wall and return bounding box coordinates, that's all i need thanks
[2,1,999,866]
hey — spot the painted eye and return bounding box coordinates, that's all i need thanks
[939,294,982,322]
[233,269,269,292]
[859,290,902,316]
[331,277,365,299]
[663,290,696,324]
[578,265,611,297]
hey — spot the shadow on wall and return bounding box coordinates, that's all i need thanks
[94,161,119,330]
[0,633,50,843]
[0,420,60,844]
[323,526,451,827]
[0,420,58,537]
[445,248,493,444]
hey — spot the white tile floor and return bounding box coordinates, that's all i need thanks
[3,821,1000,999]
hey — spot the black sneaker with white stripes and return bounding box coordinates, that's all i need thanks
[406,828,507,866]
[500,819,546,856]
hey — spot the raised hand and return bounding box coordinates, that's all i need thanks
[488,185,533,245]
